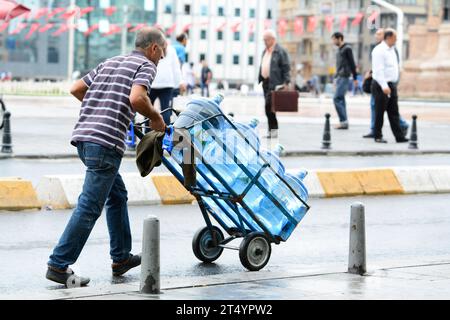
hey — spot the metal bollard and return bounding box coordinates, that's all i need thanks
[321,113,331,150]
[348,203,366,275]
[140,216,160,294]
[408,115,418,150]
[1,111,13,154]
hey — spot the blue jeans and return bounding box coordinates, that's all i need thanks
[370,94,409,134]
[201,82,210,97]
[334,77,350,123]
[48,142,131,270]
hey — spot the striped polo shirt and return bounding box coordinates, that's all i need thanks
[71,50,157,155]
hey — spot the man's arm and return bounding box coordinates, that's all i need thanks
[372,47,389,92]
[129,84,165,132]
[70,79,89,102]
[346,48,358,81]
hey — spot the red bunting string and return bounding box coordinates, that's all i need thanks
[0,21,10,33]
[216,22,226,32]
[25,23,41,40]
[61,8,77,20]
[130,24,146,32]
[367,11,379,24]
[339,14,348,31]
[278,19,287,38]
[231,22,241,33]
[166,23,177,35]
[47,8,66,20]
[104,6,117,17]
[34,8,49,20]
[80,7,95,17]
[39,23,54,33]
[104,24,122,36]
[325,15,334,32]
[352,12,364,26]
[10,23,27,35]
[248,21,255,35]
[84,23,99,36]
[307,16,317,33]
[182,23,192,32]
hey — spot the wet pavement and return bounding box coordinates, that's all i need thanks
[0,194,449,298]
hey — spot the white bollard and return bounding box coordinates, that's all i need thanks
[348,203,367,275]
[140,216,160,294]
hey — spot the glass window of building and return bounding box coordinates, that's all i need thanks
[235,8,241,17]
[248,56,254,66]
[165,4,172,14]
[200,53,206,62]
[218,7,225,16]
[234,32,240,41]
[249,33,255,42]
[233,55,240,65]
[216,54,223,64]
[249,8,256,18]
[217,31,224,40]
[201,30,207,40]
[201,5,208,16]
[184,4,191,15]
[267,9,272,19]
[445,0,450,21]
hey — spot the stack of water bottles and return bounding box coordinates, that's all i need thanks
[164,94,309,241]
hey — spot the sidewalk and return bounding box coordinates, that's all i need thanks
[4,261,450,300]
[1,95,450,159]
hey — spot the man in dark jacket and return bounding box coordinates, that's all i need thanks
[332,32,359,129]
[258,29,291,138]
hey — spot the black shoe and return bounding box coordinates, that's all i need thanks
[363,133,375,138]
[46,266,90,288]
[112,254,141,277]
[375,138,388,143]
[396,137,409,143]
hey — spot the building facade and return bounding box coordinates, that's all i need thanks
[279,0,429,87]
[156,0,276,86]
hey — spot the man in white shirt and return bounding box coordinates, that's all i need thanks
[182,62,196,95]
[145,40,184,128]
[371,29,409,143]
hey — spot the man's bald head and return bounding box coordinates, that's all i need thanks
[135,27,166,50]
[375,28,384,43]
[135,27,167,65]
[263,29,277,49]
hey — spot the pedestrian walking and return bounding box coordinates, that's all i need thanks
[46,27,167,287]
[182,62,196,95]
[173,33,188,66]
[258,29,291,138]
[371,29,409,144]
[200,60,212,97]
[331,32,359,130]
[363,28,409,139]
[144,40,184,127]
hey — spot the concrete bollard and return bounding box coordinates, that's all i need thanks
[1,111,13,154]
[140,216,160,294]
[348,202,366,275]
[321,113,331,150]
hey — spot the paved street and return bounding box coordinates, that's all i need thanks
[1,95,450,158]
[0,194,449,298]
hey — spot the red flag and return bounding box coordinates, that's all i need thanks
[166,23,176,35]
[10,22,27,35]
[231,22,241,33]
[47,8,65,20]
[0,21,9,33]
[130,23,146,32]
[39,23,54,33]
[307,16,317,33]
[325,15,334,32]
[278,19,287,38]
[84,23,99,36]
[104,6,117,17]
[25,23,40,39]
[339,14,348,31]
[34,8,49,20]
[80,7,94,17]
[351,12,364,26]
[182,23,192,32]
[61,8,77,20]
[294,17,304,36]
[368,11,379,24]
[52,24,75,37]
[104,24,121,36]
[216,21,226,32]
[248,21,255,35]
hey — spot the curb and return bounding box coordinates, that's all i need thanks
[2,150,450,160]
[1,166,450,211]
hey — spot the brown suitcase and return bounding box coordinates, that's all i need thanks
[271,90,299,112]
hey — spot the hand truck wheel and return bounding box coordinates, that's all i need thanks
[192,226,224,263]
[239,232,272,271]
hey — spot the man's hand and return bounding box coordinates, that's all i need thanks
[383,87,391,96]
[150,114,166,132]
